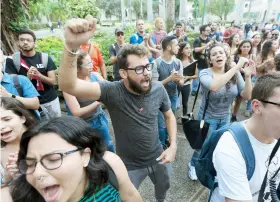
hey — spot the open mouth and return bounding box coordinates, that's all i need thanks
[216,59,223,63]
[141,79,150,87]
[42,185,60,202]
[1,131,12,140]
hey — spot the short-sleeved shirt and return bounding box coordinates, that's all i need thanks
[152,57,183,96]
[193,37,210,69]
[209,32,221,41]
[80,43,104,72]
[211,123,280,201]
[150,31,167,59]
[5,52,57,104]
[98,80,171,170]
[129,32,144,44]
[198,68,245,119]
[1,72,40,98]
[109,43,123,81]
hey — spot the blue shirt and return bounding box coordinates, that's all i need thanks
[209,32,221,41]
[1,72,40,98]
[130,32,144,44]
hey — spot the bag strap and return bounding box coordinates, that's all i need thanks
[190,82,201,113]
[229,122,255,180]
[202,90,211,120]
[12,76,23,97]
[258,139,280,201]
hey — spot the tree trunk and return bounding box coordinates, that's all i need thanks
[166,0,175,32]
[159,0,166,20]
[179,0,188,21]
[147,0,153,22]
[1,0,28,55]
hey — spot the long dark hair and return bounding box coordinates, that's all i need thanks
[251,33,262,55]
[208,44,237,86]
[261,40,276,62]
[176,42,194,62]
[1,97,36,148]
[228,33,239,47]
[262,31,271,42]
[11,116,108,202]
[234,40,253,56]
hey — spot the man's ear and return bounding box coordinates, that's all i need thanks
[251,99,263,115]
[119,69,128,79]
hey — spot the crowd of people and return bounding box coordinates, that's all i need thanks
[1,14,280,202]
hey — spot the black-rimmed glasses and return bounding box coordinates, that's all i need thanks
[125,63,153,75]
[260,100,280,107]
[18,148,82,175]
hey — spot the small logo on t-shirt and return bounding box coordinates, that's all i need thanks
[36,64,44,69]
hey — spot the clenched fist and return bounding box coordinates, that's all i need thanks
[64,15,97,50]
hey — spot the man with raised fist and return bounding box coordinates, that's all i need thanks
[59,16,177,202]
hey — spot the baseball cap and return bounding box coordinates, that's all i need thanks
[115,28,124,35]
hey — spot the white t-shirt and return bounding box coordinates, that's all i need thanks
[211,124,280,202]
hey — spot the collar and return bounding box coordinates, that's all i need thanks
[1,72,12,84]
[136,32,145,38]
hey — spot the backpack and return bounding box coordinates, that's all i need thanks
[12,51,48,72]
[12,75,49,121]
[194,122,255,200]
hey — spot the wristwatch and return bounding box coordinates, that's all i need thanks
[11,94,16,98]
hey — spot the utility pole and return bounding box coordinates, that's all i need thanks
[201,0,207,25]
[121,0,125,28]
[147,0,153,22]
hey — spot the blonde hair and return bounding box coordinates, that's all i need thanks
[154,17,163,26]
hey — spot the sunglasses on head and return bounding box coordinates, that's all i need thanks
[117,32,124,36]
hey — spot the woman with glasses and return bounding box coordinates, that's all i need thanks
[63,51,114,152]
[188,44,254,181]
[11,116,143,202]
[1,97,37,201]
[176,42,198,116]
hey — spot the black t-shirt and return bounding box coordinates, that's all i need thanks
[5,52,57,104]
[193,36,210,69]
[109,43,122,81]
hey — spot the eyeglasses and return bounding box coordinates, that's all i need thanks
[125,63,153,75]
[18,148,82,175]
[117,32,124,36]
[19,38,34,43]
[260,100,280,107]
[272,34,279,36]
[205,29,211,32]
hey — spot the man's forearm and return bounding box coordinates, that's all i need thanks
[39,74,56,86]
[100,63,107,79]
[165,114,177,147]
[16,96,40,110]
[58,47,78,93]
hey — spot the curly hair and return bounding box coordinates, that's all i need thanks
[208,44,237,86]
[234,40,253,56]
[11,116,109,202]
[117,44,149,69]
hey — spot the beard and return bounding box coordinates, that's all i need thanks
[127,76,152,95]
[19,45,34,52]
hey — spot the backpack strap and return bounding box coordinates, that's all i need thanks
[228,122,255,180]
[12,76,23,97]
[40,52,48,70]
[12,51,21,72]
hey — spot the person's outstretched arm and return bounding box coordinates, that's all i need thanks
[58,16,101,100]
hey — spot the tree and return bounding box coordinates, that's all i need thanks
[166,0,175,32]
[206,0,235,20]
[96,0,122,19]
[66,0,99,19]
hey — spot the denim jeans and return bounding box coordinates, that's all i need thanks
[158,95,178,146]
[245,76,257,112]
[190,113,231,166]
[191,68,203,93]
[88,112,115,152]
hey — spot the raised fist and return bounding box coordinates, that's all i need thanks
[64,15,97,50]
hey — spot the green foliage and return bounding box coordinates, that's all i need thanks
[66,0,99,19]
[35,36,64,67]
[96,0,122,19]
[206,0,235,20]
[8,1,29,32]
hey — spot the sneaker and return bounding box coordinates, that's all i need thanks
[231,115,237,122]
[244,111,251,117]
[188,162,198,181]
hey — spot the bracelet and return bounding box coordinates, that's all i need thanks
[64,42,80,55]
